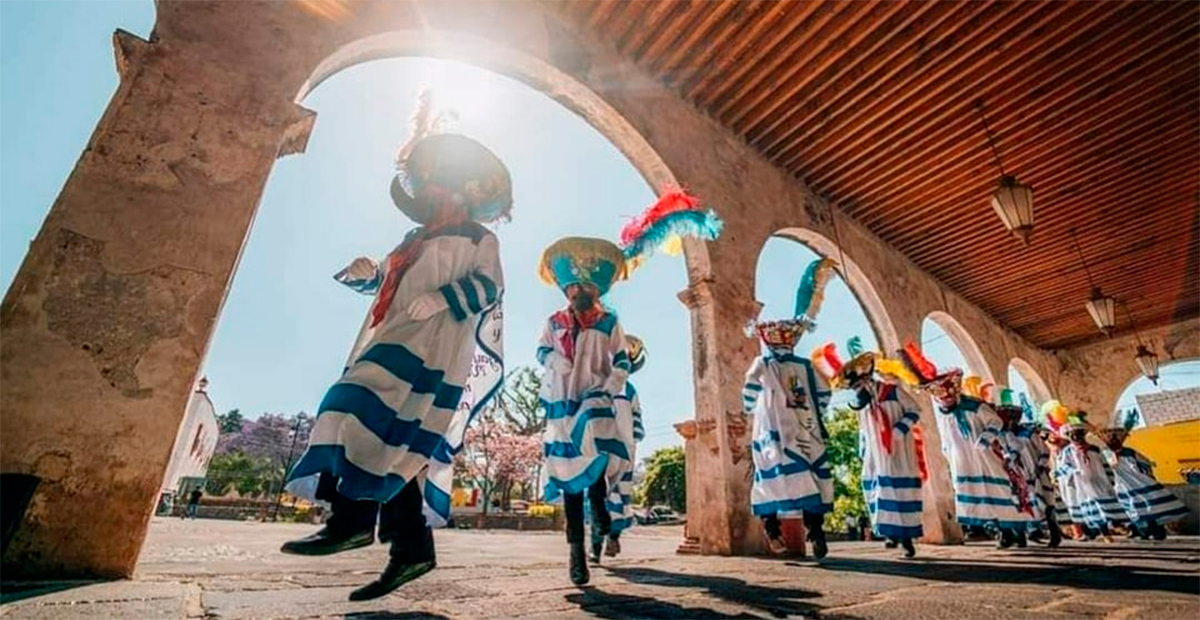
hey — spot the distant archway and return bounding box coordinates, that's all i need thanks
[1008,357,1052,405]
[1111,359,1200,425]
[922,312,994,382]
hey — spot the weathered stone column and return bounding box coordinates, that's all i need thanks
[0,30,313,578]
[676,242,766,556]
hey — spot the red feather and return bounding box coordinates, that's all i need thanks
[903,342,939,382]
[619,188,701,246]
[821,343,844,376]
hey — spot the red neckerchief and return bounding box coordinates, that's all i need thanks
[872,383,896,455]
[369,204,468,328]
[553,306,604,361]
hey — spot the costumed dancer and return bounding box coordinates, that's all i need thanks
[281,96,511,601]
[1054,410,1127,542]
[743,258,838,559]
[604,334,648,558]
[1041,401,1080,539]
[812,337,925,558]
[993,387,1060,547]
[1101,410,1187,540]
[538,190,721,585]
[896,348,1029,548]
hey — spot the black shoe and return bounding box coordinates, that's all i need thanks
[1048,527,1062,548]
[997,530,1015,549]
[1028,529,1045,543]
[589,538,603,565]
[900,537,916,558]
[1015,531,1028,548]
[811,537,828,559]
[569,542,590,585]
[348,558,435,601]
[281,527,373,556]
[884,539,899,549]
[1152,524,1168,541]
[605,535,621,558]
[1126,527,1140,539]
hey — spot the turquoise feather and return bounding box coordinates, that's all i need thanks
[847,336,865,357]
[621,209,723,262]
[793,257,837,319]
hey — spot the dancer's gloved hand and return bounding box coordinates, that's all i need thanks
[407,293,449,321]
[546,352,573,375]
[346,257,378,281]
[602,372,627,397]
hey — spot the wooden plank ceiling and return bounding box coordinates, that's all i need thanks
[555,0,1200,351]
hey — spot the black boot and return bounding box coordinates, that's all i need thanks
[349,527,436,601]
[997,528,1015,549]
[281,526,374,556]
[605,534,621,558]
[1015,530,1028,548]
[900,537,916,559]
[884,538,899,549]
[1152,522,1168,541]
[589,533,604,565]
[569,542,590,585]
[1048,525,1063,548]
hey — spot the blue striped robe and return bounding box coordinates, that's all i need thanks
[852,383,923,540]
[1110,447,1188,527]
[936,397,1028,530]
[1055,442,1127,529]
[539,311,630,501]
[743,353,834,517]
[288,224,503,526]
[608,381,645,533]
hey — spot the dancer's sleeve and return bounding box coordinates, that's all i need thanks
[742,357,764,414]
[334,257,383,295]
[603,321,630,395]
[974,404,1004,449]
[536,318,558,368]
[892,388,921,435]
[632,387,645,443]
[439,232,504,322]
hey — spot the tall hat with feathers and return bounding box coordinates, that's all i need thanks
[540,189,722,297]
[993,387,1024,421]
[390,90,513,225]
[1039,400,1069,438]
[626,334,647,374]
[895,342,963,389]
[752,257,838,351]
[812,336,883,390]
[1099,408,1140,442]
[1019,393,1037,425]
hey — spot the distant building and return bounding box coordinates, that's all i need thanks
[159,377,220,512]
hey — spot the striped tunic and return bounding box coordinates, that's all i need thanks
[1055,442,1127,529]
[1000,426,1045,528]
[1010,425,1056,526]
[1110,447,1188,527]
[743,353,834,517]
[288,224,503,526]
[936,397,1028,530]
[538,311,630,501]
[608,381,645,533]
[852,383,924,540]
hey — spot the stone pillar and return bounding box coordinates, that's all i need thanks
[0,31,313,578]
[677,255,765,555]
[912,397,964,544]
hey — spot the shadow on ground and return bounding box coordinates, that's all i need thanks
[596,566,856,619]
[799,554,1200,596]
[0,581,100,605]
[344,613,451,620]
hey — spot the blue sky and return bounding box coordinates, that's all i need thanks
[2,1,1194,457]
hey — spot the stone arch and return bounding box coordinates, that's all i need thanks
[924,310,995,383]
[1110,357,1200,422]
[295,29,712,283]
[1008,357,1053,404]
[769,227,901,353]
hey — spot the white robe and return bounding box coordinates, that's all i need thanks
[608,381,644,533]
[1109,447,1188,527]
[1055,442,1127,529]
[1000,426,1043,527]
[936,397,1028,530]
[852,382,924,540]
[288,225,503,526]
[1005,425,1055,527]
[538,311,630,500]
[743,353,834,517]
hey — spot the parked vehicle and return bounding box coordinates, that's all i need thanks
[649,505,684,525]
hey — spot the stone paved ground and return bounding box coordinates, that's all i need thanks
[2,518,1198,620]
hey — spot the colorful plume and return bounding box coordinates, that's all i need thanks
[962,376,983,400]
[1121,408,1141,431]
[875,357,919,387]
[793,258,838,320]
[900,342,939,383]
[847,336,866,358]
[811,342,844,381]
[619,189,722,270]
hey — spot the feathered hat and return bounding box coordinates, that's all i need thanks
[752,257,838,351]
[626,334,647,374]
[1063,410,1091,436]
[1099,408,1140,443]
[540,188,722,297]
[812,336,879,390]
[1019,393,1037,425]
[896,342,963,390]
[390,91,512,225]
[994,387,1024,421]
[1039,400,1069,438]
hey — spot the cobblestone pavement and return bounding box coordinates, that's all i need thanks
[2,518,1197,619]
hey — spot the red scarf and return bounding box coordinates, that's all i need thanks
[872,383,896,455]
[555,306,604,361]
[369,205,468,328]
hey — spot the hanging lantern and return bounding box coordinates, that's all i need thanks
[1085,287,1116,335]
[1134,345,1159,386]
[991,175,1035,245]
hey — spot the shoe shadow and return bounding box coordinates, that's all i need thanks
[600,566,836,619]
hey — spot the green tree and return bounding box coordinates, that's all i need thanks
[495,366,544,436]
[217,408,244,434]
[204,451,272,498]
[823,406,866,531]
[637,446,686,512]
